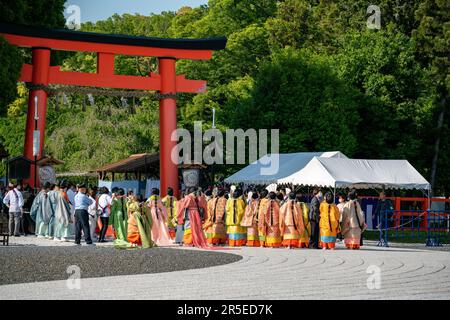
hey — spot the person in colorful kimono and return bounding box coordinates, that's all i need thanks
[109,188,128,246]
[341,190,366,249]
[127,195,153,248]
[30,182,53,238]
[295,192,311,248]
[319,192,340,250]
[260,192,282,248]
[280,192,305,249]
[240,191,260,247]
[175,190,186,245]
[161,187,177,239]
[204,189,227,245]
[225,189,247,246]
[146,188,172,246]
[53,180,73,242]
[257,189,270,247]
[178,187,209,248]
[336,193,347,241]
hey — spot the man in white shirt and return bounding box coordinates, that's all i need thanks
[97,187,112,242]
[3,183,24,236]
[66,183,77,220]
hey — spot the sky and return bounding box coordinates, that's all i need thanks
[64,0,208,23]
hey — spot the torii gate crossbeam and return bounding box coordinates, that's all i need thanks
[0,23,226,197]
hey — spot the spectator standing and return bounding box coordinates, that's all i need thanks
[3,183,24,236]
[74,183,94,245]
[309,188,323,249]
[373,191,394,229]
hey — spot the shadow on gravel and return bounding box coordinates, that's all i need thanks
[0,246,242,285]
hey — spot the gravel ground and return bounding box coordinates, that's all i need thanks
[0,245,242,285]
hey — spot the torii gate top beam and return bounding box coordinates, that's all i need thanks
[0,22,226,60]
[0,22,227,93]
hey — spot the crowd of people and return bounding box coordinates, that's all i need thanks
[2,180,372,250]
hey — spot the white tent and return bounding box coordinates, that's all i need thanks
[224,151,347,185]
[277,157,431,191]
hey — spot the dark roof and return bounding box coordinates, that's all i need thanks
[7,156,32,164]
[36,155,64,166]
[0,22,227,51]
[96,153,208,174]
[96,153,159,173]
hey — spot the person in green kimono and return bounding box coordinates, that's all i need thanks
[109,188,128,247]
[127,195,154,249]
[53,180,73,242]
[30,182,53,238]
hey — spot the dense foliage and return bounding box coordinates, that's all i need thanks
[0,0,448,195]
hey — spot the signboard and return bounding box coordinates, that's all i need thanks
[39,165,56,185]
[182,168,200,187]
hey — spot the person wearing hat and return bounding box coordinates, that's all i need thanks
[3,182,24,236]
[30,182,53,238]
[53,180,73,242]
[47,183,58,239]
[73,183,94,245]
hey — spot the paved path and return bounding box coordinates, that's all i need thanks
[1,237,449,300]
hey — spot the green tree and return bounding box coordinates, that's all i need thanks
[233,48,361,156]
[412,0,449,192]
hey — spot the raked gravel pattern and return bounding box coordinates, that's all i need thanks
[0,237,449,299]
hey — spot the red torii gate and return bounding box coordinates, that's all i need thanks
[0,23,226,197]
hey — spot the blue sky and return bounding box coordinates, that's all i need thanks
[64,0,208,23]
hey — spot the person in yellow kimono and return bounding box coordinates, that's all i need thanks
[319,192,341,250]
[161,187,177,239]
[257,190,270,247]
[280,192,305,249]
[260,192,282,248]
[240,191,260,247]
[126,195,153,248]
[225,189,247,246]
[204,189,227,245]
[295,192,311,248]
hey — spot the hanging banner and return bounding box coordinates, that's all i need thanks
[33,130,40,157]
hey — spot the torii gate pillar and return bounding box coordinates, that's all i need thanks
[24,48,51,187]
[158,57,179,198]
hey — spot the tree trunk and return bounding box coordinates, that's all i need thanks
[430,97,446,195]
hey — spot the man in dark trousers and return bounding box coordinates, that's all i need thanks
[373,191,394,229]
[309,188,323,249]
[74,183,94,245]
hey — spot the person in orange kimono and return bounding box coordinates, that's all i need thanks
[260,191,282,248]
[241,191,260,247]
[257,189,270,247]
[178,187,209,248]
[280,192,305,249]
[204,189,227,245]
